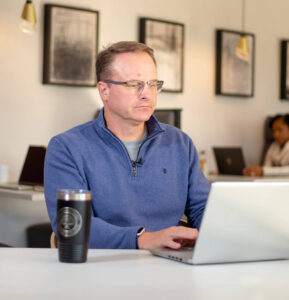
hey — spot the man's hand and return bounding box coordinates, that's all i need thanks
[138,226,198,250]
[243,166,263,176]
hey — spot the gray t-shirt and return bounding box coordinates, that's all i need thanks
[122,128,148,162]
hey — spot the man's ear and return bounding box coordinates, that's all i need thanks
[97,81,110,102]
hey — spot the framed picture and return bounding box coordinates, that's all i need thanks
[139,18,184,93]
[154,109,182,128]
[216,29,255,97]
[280,40,289,100]
[43,4,99,87]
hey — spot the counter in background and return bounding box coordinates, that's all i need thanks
[207,173,289,183]
[0,188,44,201]
[0,189,49,247]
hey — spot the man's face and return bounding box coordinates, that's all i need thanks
[98,51,158,126]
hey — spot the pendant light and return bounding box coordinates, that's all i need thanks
[235,0,249,61]
[19,0,37,34]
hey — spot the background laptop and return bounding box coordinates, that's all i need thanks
[151,182,289,264]
[0,146,46,190]
[213,147,246,175]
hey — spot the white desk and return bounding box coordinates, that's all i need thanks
[0,189,49,247]
[0,248,289,300]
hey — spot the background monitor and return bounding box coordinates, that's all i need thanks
[19,146,46,185]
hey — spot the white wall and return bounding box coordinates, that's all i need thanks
[1,0,289,181]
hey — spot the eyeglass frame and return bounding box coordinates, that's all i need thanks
[102,79,164,94]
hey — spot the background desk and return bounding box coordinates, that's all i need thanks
[0,189,49,247]
[207,174,289,183]
[0,248,288,300]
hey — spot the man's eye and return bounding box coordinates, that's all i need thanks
[128,83,141,88]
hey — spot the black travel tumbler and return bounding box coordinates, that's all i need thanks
[57,189,91,263]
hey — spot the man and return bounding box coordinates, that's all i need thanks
[44,41,210,250]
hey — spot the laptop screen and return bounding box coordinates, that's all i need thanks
[19,146,46,185]
[213,147,246,175]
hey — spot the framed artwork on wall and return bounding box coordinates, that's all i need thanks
[153,109,182,129]
[280,40,289,100]
[139,18,184,93]
[43,4,99,87]
[216,29,255,97]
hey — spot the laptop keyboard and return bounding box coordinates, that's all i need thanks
[159,246,195,261]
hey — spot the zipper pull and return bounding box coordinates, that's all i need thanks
[131,161,137,176]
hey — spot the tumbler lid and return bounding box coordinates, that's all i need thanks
[57,189,91,201]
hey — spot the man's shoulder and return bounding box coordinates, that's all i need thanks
[52,120,97,145]
[66,120,96,135]
[158,122,191,142]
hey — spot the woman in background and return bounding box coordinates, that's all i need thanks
[243,114,289,176]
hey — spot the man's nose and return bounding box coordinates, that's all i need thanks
[139,83,153,98]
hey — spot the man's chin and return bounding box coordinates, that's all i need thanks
[134,107,154,121]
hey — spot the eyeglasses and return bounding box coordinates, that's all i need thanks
[103,79,164,94]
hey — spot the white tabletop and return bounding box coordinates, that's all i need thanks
[1,248,289,300]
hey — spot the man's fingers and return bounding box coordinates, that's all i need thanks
[138,226,199,250]
[165,239,182,249]
[168,227,198,240]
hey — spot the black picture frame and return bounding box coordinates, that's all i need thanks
[139,18,184,93]
[280,40,289,100]
[43,4,99,87]
[216,29,255,97]
[154,109,182,129]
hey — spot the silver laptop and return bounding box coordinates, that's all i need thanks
[150,182,289,264]
[0,146,46,190]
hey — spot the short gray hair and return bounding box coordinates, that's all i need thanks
[96,41,156,82]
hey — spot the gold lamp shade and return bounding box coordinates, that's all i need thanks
[235,35,249,61]
[19,0,37,34]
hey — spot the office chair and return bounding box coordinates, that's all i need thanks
[26,223,52,248]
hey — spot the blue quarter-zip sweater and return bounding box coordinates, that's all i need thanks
[44,109,210,249]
